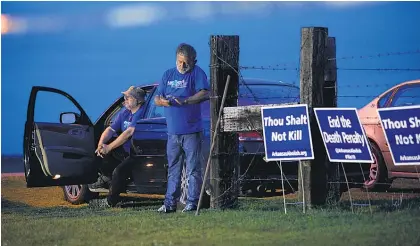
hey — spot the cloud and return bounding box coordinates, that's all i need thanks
[322,1,375,8]
[185,2,214,20]
[1,1,376,35]
[219,2,273,15]
[106,4,167,28]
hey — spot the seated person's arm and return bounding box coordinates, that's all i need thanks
[107,126,135,152]
[97,127,115,148]
[105,107,142,154]
[96,111,124,157]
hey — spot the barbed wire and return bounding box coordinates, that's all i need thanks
[237,49,420,71]
[339,68,420,72]
[338,95,419,98]
[207,93,418,102]
[328,83,398,89]
[328,49,420,61]
[240,66,420,72]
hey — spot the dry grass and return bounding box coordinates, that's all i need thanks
[1,176,82,208]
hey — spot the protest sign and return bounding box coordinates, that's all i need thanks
[378,105,420,165]
[314,108,373,163]
[261,104,314,161]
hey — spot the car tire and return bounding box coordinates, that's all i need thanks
[362,141,392,191]
[62,185,99,205]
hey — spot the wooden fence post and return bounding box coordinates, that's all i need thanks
[209,35,240,209]
[323,37,341,205]
[298,27,328,208]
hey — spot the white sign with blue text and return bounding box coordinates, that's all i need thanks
[314,108,374,163]
[261,104,314,161]
[378,105,420,165]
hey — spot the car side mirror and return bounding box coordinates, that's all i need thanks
[60,112,77,124]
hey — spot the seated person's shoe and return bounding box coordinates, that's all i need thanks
[89,198,122,209]
[182,204,197,213]
[157,205,176,213]
[88,175,111,191]
[89,198,111,209]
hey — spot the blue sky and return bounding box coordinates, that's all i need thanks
[1,1,420,155]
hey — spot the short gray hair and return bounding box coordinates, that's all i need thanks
[176,43,197,60]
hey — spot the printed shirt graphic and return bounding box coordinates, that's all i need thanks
[110,108,142,153]
[157,65,209,134]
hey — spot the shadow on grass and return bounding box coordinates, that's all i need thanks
[1,196,165,218]
[317,197,420,213]
[93,195,164,210]
[1,198,97,218]
[234,194,420,214]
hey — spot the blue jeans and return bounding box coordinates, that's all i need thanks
[164,132,203,208]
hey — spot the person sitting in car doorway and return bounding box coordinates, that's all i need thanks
[88,85,145,208]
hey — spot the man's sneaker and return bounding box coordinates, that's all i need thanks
[88,175,111,192]
[182,204,197,213]
[157,205,176,213]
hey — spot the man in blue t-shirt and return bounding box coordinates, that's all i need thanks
[89,86,146,208]
[155,43,209,213]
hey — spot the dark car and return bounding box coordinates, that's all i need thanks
[23,78,300,205]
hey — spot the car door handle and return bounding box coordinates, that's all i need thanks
[68,129,84,137]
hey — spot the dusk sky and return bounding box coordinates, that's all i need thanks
[2,1,420,155]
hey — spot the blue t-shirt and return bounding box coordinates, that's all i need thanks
[110,108,142,153]
[157,65,209,135]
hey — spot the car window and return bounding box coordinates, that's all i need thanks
[109,105,126,125]
[390,84,420,107]
[34,91,81,123]
[146,100,165,118]
[377,89,393,108]
[145,89,165,119]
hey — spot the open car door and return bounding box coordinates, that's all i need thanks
[23,86,98,187]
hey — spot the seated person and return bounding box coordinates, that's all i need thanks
[89,85,145,207]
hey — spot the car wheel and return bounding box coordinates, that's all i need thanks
[62,185,99,205]
[362,141,392,191]
[179,164,210,209]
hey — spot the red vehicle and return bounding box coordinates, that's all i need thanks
[358,79,420,190]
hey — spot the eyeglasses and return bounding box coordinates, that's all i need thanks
[124,96,134,101]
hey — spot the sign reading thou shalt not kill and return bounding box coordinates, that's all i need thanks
[314,108,373,163]
[261,104,314,162]
[378,105,420,165]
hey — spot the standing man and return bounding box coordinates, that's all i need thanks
[155,43,209,213]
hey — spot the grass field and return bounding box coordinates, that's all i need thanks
[2,176,420,246]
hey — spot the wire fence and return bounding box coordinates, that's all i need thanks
[202,38,420,213]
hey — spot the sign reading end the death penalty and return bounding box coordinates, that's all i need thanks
[378,105,420,165]
[261,104,314,161]
[314,108,373,163]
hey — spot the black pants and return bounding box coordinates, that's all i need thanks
[99,146,129,178]
[97,146,135,206]
[107,155,138,206]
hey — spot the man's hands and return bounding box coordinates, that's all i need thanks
[172,97,188,106]
[155,96,171,107]
[95,144,112,158]
[155,95,188,106]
